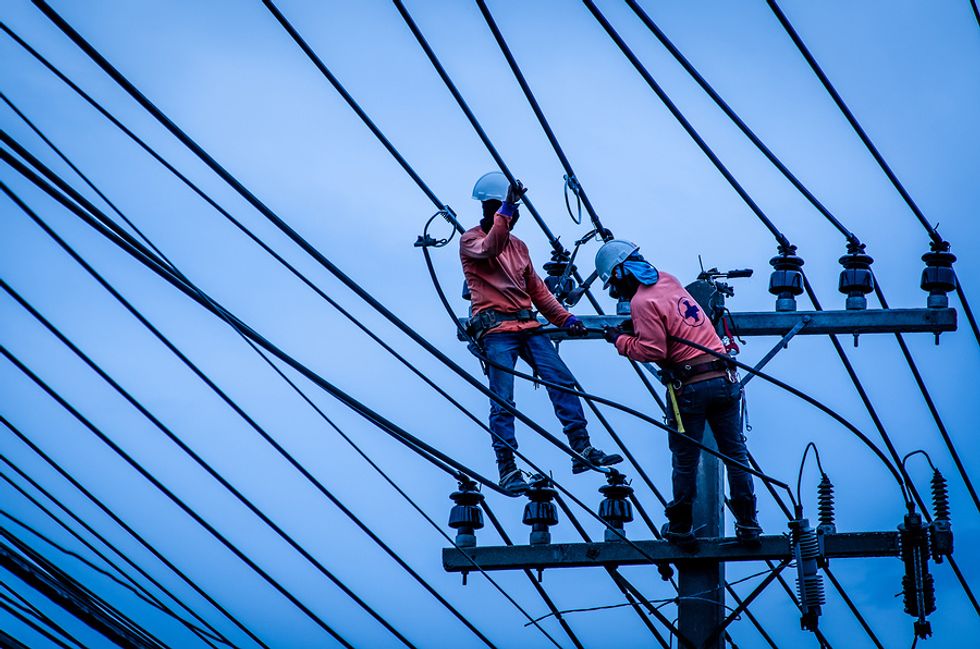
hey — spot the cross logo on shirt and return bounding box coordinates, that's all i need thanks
[677,298,705,327]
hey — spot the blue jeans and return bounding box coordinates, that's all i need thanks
[483,331,589,455]
[666,377,754,506]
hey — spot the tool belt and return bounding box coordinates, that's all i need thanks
[467,308,536,339]
[663,358,733,386]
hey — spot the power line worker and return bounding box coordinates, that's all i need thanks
[595,240,762,546]
[461,172,623,495]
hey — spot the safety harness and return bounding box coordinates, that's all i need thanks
[467,308,537,340]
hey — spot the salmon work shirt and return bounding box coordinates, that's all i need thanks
[615,271,726,365]
[460,214,572,334]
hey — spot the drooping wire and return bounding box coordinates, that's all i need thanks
[0,188,413,649]
[0,527,171,649]
[585,1,980,614]
[0,128,496,645]
[621,0,977,515]
[0,348,358,649]
[0,417,268,649]
[474,0,610,238]
[0,175,560,646]
[0,584,86,649]
[0,594,78,649]
[0,497,226,649]
[765,0,980,347]
[24,2,618,482]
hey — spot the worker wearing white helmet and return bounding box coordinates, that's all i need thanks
[461,172,623,495]
[596,239,761,547]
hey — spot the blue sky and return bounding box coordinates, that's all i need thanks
[1,1,978,647]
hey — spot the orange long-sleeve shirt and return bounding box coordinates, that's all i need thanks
[615,271,725,364]
[460,214,572,334]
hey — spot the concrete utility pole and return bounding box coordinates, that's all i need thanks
[447,276,956,646]
[682,432,725,649]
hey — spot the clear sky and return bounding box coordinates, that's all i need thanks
[1,1,978,647]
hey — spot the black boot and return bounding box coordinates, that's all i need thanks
[729,496,763,546]
[661,502,697,551]
[495,449,529,496]
[570,444,624,475]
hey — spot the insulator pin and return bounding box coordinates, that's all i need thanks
[920,241,957,309]
[523,475,559,546]
[769,244,805,312]
[597,470,634,542]
[838,241,874,310]
[448,478,485,548]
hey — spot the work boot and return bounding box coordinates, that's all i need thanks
[571,445,624,475]
[496,450,529,496]
[661,502,698,551]
[729,496,763,546]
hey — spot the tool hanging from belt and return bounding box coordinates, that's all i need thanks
[667,384,686,434]
[467,308,537,340]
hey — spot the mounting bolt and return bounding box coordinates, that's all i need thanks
[448,478,484,548]
[838,241,874,310]
[598,470,634,542]
[523,475,559,545]
[769,244,805,312]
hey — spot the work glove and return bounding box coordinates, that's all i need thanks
[564,315,588,338]
[506,179,527,204]
[498,180,527,217]
[603,325,624,345]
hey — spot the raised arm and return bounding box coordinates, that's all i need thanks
[460,213,511,259]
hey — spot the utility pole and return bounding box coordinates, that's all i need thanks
[446,271,957,646]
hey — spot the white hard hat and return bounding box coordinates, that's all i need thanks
[595,239,641,288]
[472,171,509,202]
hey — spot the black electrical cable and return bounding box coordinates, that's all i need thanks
[669,334,907,502]
[765,0,980,347]
[479,501,586,649]
[473,0,608,238]
[622,0,858,246]
[0,595,76,649]
[0,529,171,649]
[0,123,497,648]
[585,2,980,615]
[0,126,451,647]
[1,163,694,630]
[394,0,682,525]
[581,0,790,249]
[420,231,791,495]
[0,176,562,647]
[0,585,85,649]
[617,0,979,516]
[1,349,359,649]
[1,279,496,649]
[0,419,267,649]
[973,0,980,28]
[0,492,225,649]
[0,187,416,649]
[21,4,615,482]
[0,180,514,648]
[0,154,505,497]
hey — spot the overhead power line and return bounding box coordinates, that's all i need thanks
[0,483,227,649]
[581,0,978,515]
[0,417,267,649]
[765,0,980,347]
[582,1,980,616]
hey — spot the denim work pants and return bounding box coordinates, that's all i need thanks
[666,376,754,506]
[483,331,589,454]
